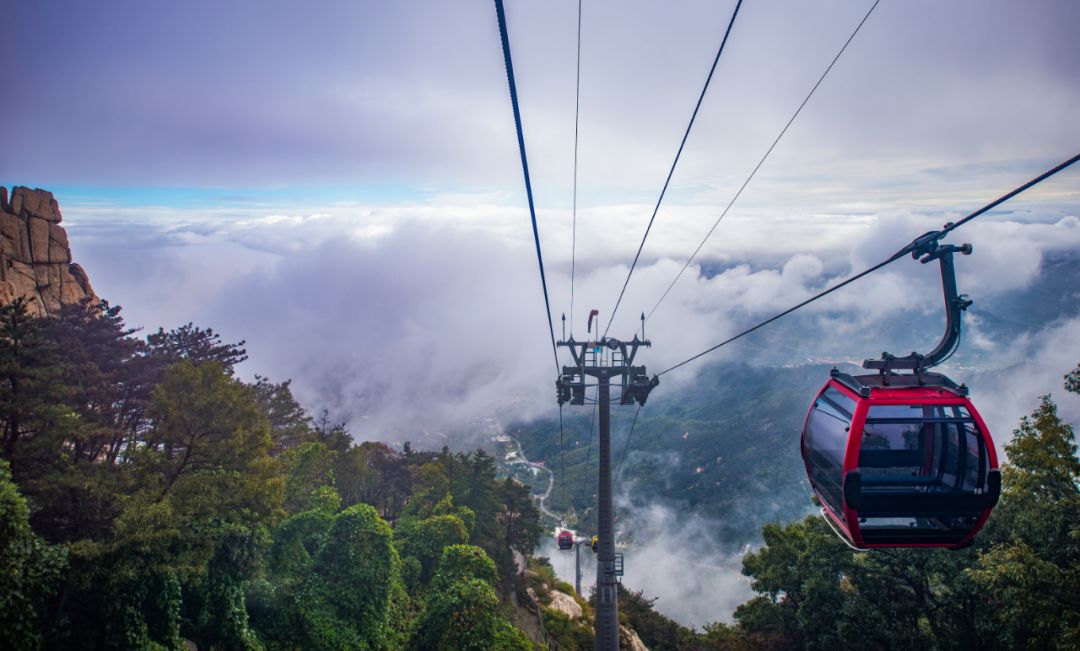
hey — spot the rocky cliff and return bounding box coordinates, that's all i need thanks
[0,186,97,316]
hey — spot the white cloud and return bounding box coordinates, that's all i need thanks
[67,196,1080,442]
[973,316,1080,457]
[542,501,753,629]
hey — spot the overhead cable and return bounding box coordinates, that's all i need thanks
[647,0,881,321]
[559,405,567,512]
[659,151,1080,376]
[603,0,746,338]
[494,0,560,372]
[570,0,583,335]
[614,404,643,480]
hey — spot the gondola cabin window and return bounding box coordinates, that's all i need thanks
[856,403,990,538]
[802,387,856,518]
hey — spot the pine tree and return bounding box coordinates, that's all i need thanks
[968,391,1080,647]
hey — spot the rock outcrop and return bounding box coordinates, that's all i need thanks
[620,624,650,651]
[548,590,583,620]
[0,186,97,316]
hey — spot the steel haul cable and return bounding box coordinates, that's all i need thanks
[614,404,643,481]
[658,151,1080,377]
[495,0,577,526]
[603,0,745,339]
[647,0,882,321]
[494,0,560,373]
[559,0,585,524]
[570,0,583,337]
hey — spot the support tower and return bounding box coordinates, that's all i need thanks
[557,326,658,651]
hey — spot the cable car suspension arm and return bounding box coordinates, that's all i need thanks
[863,238,972,375]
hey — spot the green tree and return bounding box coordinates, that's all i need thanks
[314,504,407,649]
[395,513,469,583]
[40,299,154,465]
[408,578,531,651]
[146,322,247,374]
[429,544,498,594]
[968,394,1080,647]
[251,375,315,456]
[451,450,503,545]
[312,409,351,453]
[335,441,413,519]
[496,477,542,556]
[185,526,267,651]
[280,441,339,514]
[0,460,67,651]
[0,297,67,461]
[492,477,542,590]
[100,360,283,649]
[140,360,282,522]
[736,516,846,650]
[1065,362,1080,395]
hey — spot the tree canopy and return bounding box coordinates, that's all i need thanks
[0,299,544,650]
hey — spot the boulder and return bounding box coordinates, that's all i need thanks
[0,186,7,213]
[620,624,650,651]
[11,187,62,223]
[547,590,583,620]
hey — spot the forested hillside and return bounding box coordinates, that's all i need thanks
[0,297,542,650]
[3,294,1078,650]
[512,362,833,543]
[536,366,1080,650]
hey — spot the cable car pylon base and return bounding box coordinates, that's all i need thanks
[556,315,657,651]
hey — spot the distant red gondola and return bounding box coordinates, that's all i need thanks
[801,236,1000,549]
[557,529,574,551]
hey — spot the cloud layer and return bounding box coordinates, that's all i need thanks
[63,193,1080,450]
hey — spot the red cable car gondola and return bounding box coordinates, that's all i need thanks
[801,236,1000,549]
[556,529,574,551]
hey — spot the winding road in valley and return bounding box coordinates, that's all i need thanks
[492,417,560,522]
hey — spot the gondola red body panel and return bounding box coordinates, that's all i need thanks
[800,372,1000,549]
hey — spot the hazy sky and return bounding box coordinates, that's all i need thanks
[3,0,1078,426]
